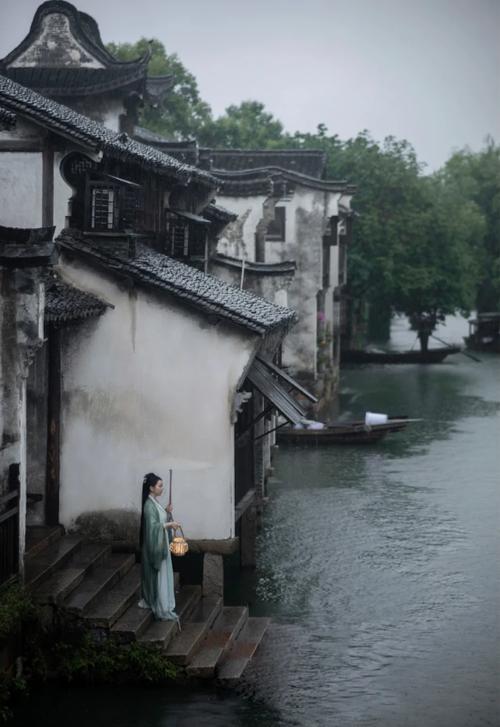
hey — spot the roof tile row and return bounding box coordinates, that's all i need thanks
[0,74,216,187]
[58,232,297,335]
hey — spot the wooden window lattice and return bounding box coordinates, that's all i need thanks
[90,184,117,231]
[165,212,207,260]
[87,180,144,232]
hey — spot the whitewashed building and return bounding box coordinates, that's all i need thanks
[208,151,355,401]
[0,73,307,588]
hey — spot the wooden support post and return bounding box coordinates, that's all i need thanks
[42,147,54,228]
[202,553,224,597]
[45,327,60,526]
[240,504,257,568]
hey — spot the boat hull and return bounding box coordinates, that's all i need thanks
[341,346,461,364]
[277,418,409,445]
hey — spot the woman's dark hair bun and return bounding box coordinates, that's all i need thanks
[143,472,161,488]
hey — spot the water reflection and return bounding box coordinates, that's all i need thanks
[237,340,500,726]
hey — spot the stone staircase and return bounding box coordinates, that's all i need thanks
[24,526,269,684]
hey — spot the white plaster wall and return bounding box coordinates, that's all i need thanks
[53,151,74,234]
[58,258,258,540]
[216,196,266,261]
[278,188,340,375]
[215,186,342,378]
[0,152,43,227]
[330,242,340,290]
[101,102,125,133]
[274,289,288,307]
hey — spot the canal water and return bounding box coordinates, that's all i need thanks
[13,317,500,726]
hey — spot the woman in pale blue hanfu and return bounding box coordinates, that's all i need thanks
[138,473,180,624]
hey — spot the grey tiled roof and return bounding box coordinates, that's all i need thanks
[3,66,151,97]
[0,105,16,128]
[203,203,238,224]
[212,254,296,277]
[133,125,175,144]
[210,149,327,179]
[213,167,354,196]
[58,232,297,335]
[133,127,200,165]
[45,272,110,323]
[0,75,216,187]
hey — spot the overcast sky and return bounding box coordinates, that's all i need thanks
[1,0,498,171]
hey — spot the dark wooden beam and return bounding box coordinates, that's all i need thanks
[0,141,44,152]
[45,327,60,526]
[42,147,54,227]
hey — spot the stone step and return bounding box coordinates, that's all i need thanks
[25,525,64,560]
[110,603,153,642]
[216,617,270,685]
[166,622,206,665]
[63,553,136,614]
[25,535,82,589]
[83,564,141,628]
[186,595,223,627]
[137,619,178,649]
[186,606,248,679]
[33,543,111,605]
[135,584,200,650]
[175,585,202,621]
[166,596,222,666]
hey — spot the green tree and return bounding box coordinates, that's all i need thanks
[198,100,285,148]
[440,139,500,312]
[390,174,482,350]
[106,38,212,139]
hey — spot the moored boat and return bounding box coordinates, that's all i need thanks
[464,313,500,352]
[276,416,413,445]
[341,346,461,364]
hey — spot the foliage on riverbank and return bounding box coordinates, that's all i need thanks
[0,585,38,643]
[0,585,38,722]
[0,584,180,722]
[50,630,180,685]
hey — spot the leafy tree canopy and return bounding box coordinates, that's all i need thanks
[198,100,285,149]
[107,38,212,139]
[439,139,500,312]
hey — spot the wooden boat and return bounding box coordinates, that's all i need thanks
[277,417,413,445]
[341,346,461,364]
